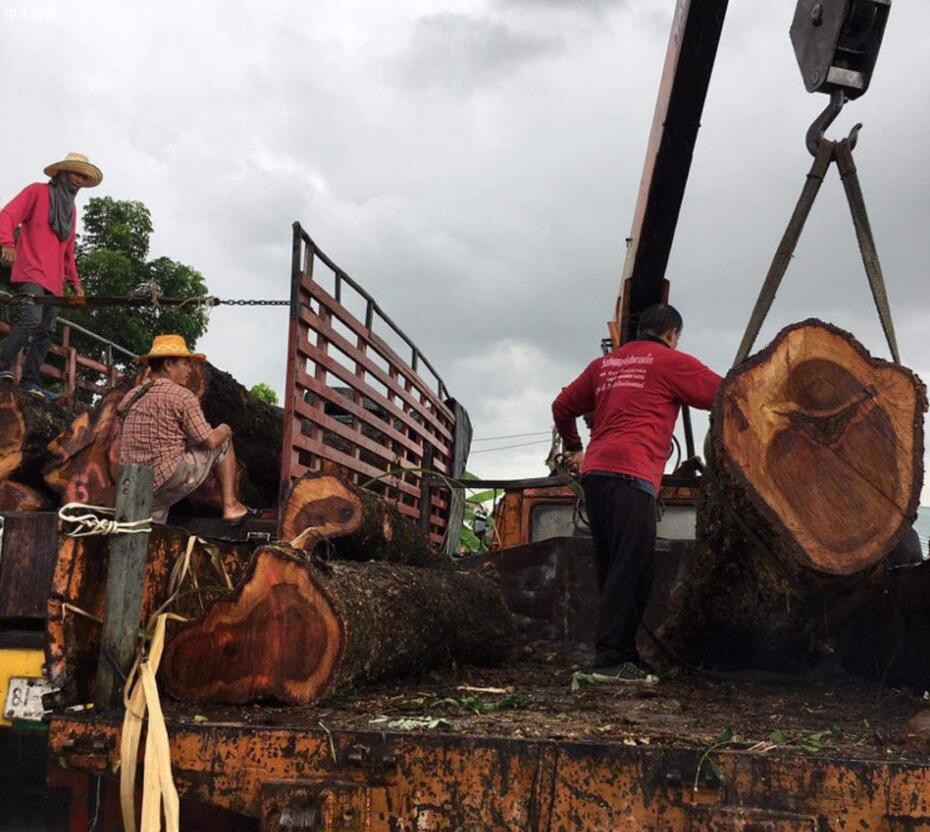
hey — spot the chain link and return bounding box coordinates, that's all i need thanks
[218,298,290,306]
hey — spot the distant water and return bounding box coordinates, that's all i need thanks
[917,506,929,557]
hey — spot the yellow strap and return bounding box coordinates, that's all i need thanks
[119,614,180,832]
[116,534,232,832]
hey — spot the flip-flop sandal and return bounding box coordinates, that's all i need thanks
[223,506,262,528]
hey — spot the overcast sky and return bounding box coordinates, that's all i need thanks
[2,0,928,503]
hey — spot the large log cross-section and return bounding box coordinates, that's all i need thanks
[661,320,927,670]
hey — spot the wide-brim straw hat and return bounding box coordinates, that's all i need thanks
[139,334,206,364]
[44,152,103,187]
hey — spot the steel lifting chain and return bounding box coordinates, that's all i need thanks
[1,292,290,309]
[217,298,290,306]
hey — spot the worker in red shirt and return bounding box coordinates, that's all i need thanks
[0,153,102,400]
[552,304,722,684]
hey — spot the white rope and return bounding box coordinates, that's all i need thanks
[58,503,152,538]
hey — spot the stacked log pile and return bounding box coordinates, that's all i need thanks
[160,472,512,705]
[0,387,69,510]
[0,361,284,515]
[659,320,927,674]
[46,526,254,706]
[46,470,512,708]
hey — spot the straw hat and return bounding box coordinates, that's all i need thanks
[139,334,205,364]
[44,152,103,187]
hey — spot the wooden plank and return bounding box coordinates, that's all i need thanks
[294,343,454,452]
[0,511,59,619]
[293,396,404,466]
[93,463,154,709]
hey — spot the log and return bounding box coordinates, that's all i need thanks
[161,544,512,705]
[195,362,283,508]
[280,472,449,568]
[46,525,254,707]
[45,382,128,506]
[659,320,927,670]
[45,362,280,512]
[0,388,70,491]
[0,480,52,511]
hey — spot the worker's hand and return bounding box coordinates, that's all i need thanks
[0,247,15,267]
[565,451,584,474]
[73,283,84,298]
[219,423,232,441]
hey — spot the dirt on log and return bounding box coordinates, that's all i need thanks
[280,472,448,569]
[0,387,70,491]
[161,544,512,705]
[46,526,254,707]
[659,320,927,671]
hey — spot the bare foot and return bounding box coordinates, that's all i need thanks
[223,501,248,521]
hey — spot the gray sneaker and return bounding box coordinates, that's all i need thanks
[0,370,14,383]
[591,661,659,685]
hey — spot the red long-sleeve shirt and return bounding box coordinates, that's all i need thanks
[0,183,80,296]
[552,339,722,493]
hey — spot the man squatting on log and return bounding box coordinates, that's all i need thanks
[0,152,101,401]
[117,334,261,525]
[552,304,722,685]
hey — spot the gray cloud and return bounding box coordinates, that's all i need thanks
[0,0,926,501]
[390,13,565,93]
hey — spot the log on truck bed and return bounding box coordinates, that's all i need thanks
[161,544,512,705]
[46,526,255,707]
[661,320,927,670]
[280,472,449,569]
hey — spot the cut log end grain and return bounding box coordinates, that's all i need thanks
[280,472,364,544]
[162,545,513,706]
[0,392,25,481]
[716,319,927,576]
[162,549,342,705]
[280,472,448,569]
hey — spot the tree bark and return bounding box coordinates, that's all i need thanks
[0,388,70,491]
[195,363,283,508]
[659,320,927,670]
[161,544,512,705]
[280,472,448,569]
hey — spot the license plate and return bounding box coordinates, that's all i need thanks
[4,676,52,722]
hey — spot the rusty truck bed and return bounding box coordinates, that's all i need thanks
[49,643,930,830]
[154,642,928,760]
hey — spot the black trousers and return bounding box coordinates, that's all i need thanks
[582,475,657,667]
[0,283,58,385]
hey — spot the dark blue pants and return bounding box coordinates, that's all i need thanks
[0,283,58,385]
[582,475,657,666]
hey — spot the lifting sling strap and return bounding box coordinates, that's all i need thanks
[734,136,900,367]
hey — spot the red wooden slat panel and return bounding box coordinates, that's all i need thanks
[280,227,458,545]
[298,304,454,445]
[305,280,455,425]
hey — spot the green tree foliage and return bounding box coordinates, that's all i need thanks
[249,383,279,406]
[68,197,209,357]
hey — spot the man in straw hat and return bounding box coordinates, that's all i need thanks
[0,153,102,400]
[118,334,260,526]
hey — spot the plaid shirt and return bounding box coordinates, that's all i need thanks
[118,379,213,489]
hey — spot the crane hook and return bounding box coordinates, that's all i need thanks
[806,88,863,155]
